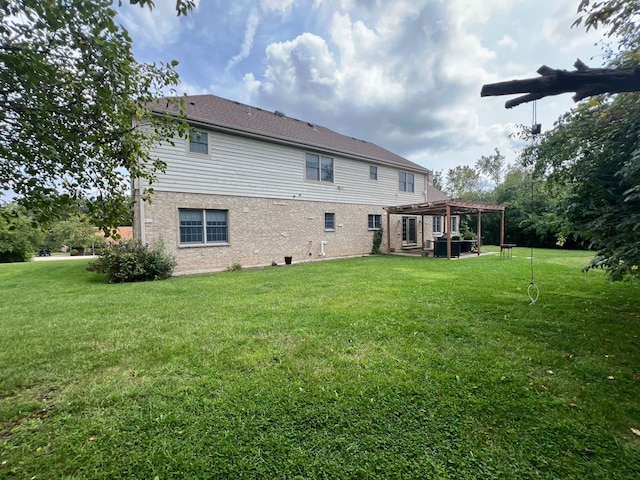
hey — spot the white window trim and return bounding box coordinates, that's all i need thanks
[186,129,210,157]
[324,212,336,231]
[305,152,334,184]
[368,214,382,230]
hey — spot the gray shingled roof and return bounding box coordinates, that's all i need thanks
[152,94,430,174]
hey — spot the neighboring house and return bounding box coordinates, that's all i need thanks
[132,94,453,275]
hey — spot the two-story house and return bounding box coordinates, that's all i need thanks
[132,94,451,275]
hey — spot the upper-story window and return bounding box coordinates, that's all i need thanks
[189,130,208,155]
[399,172,414,192]
[306,153,334,183]
[369,165,378,180]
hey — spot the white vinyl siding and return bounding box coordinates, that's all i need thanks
[147,129,427,206]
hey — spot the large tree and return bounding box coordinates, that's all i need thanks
[0,0,192,233]
[519,0,640,280]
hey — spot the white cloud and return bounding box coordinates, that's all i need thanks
[498,34,518,50]
[542,1,606,56]
[260,32,340,105]
[261,0,295,15]
[118,0,195,47]
[123,0,609,172]
[225,8,261,74]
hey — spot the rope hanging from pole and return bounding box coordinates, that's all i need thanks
[528,101,540,305]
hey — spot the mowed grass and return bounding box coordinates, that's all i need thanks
[0,248,639,479]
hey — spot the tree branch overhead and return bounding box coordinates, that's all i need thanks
[481,59,640,108]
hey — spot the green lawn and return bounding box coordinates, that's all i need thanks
[1,248,639,479]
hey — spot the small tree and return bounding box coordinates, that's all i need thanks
[371,227,384,255]
[0,205,43,262]
[47,215,98,252]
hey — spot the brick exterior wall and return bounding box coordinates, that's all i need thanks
[137,192,428,275]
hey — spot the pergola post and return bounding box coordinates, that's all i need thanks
[421,215,425,251]
[477,212,482,255]
[446,204,451,260]
[500,210,505,246]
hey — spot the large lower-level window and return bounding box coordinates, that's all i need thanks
[179,209,228,245]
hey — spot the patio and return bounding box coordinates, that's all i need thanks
[384,199,508,260]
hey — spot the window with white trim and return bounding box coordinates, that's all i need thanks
[399,172,414,192]
[368,214,381,230]
[451,216,458,232]
[324,212,335,230]
[179,209,228,245]
[432,215,442,233]
[306,153,334,183]
[369,165,378,180]
[188,130,208,155]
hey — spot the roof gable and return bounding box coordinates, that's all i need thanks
[152,94,430,174]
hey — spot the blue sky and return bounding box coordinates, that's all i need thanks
[118,0,609,173]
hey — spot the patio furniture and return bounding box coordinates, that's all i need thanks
[500,244,516,259]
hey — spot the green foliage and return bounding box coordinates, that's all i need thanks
[46,214,98,250]
[226,262,243,272]
[523,91,640,280]
[0,0,189,233]
[0,205,43,262]
[574,0,640,50]
[127,0,196,17]
[475,147,506,188]
[431,170,444,190]
[87,239,176,282]
[371,227,384,254]
[443,165,481,199]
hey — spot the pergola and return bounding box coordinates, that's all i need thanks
[384,199,508,259]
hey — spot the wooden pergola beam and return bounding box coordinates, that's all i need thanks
[481,59,640,109]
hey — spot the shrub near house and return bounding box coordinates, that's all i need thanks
[88,240,176,283]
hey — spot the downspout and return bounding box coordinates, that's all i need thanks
[134,178,146,244]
